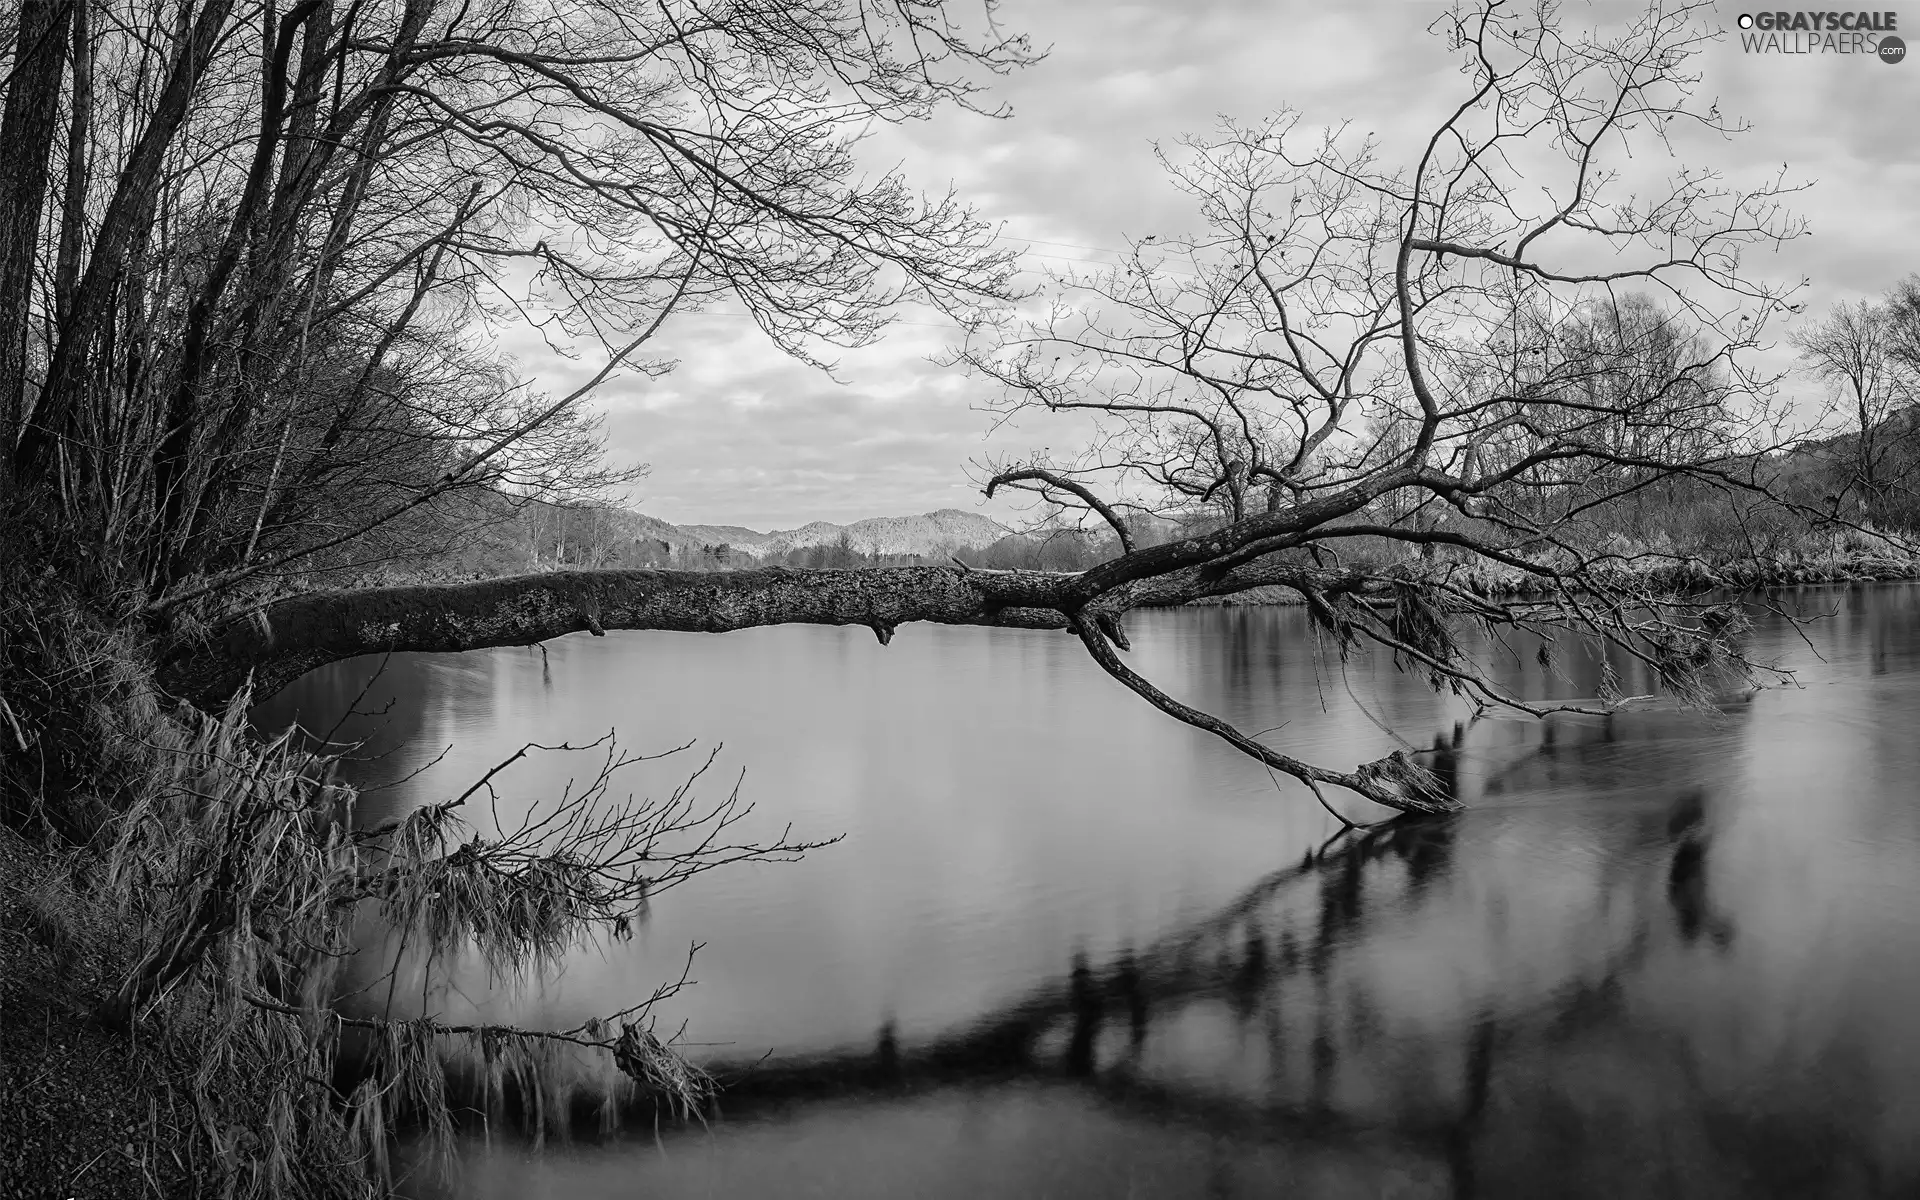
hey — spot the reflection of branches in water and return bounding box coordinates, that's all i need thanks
[1664,790,1736,950]
[794,721,1725,1087]
[686,756,1854,1192]
[310,732,843,1164]
[709,821,1419,1097]
[347,733,842,1024]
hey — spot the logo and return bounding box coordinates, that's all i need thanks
[1734,11,1905,59]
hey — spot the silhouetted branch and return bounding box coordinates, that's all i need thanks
[986,466,1136,553]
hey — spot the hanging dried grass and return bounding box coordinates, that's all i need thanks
[70,677,830,1197]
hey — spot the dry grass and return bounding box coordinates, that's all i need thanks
[2,576,826,1198]
[0,823,324,1200]
[80,690,816,1194]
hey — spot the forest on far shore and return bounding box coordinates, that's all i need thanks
[367,356,1920,589]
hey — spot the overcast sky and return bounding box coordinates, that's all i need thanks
[522,0,1918,531]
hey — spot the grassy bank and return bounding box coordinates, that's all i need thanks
[0,580,375,1200]
[0,825,372,1200]
[0,577,724,1199]
[0,826,181,1200]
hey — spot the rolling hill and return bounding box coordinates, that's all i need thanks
[601,507,1014,560]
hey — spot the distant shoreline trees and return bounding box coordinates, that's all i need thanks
[1794,277,1920,527]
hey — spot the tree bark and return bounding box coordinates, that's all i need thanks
[156,566,1077,709]
[0,0,75,451]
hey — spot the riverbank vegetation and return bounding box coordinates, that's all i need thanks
[2,0,1916,1195]
[1,0,1032,1191]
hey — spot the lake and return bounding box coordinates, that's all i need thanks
[253,583,1920,1199]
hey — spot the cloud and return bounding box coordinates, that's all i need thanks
[514,0,1919,528]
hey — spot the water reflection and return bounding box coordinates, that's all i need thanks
[251,586,1920,1199]
[562,780,1888,1197]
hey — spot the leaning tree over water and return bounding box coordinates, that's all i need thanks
[0,0,1858,1193]
[0,0,1037,1189]
[152,0,1818,812]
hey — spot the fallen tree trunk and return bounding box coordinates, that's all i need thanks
[156,565,1076,709]
[154,558,1470,817]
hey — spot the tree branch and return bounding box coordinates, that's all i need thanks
[1071,618,1459,815]
[985,466,1135,553]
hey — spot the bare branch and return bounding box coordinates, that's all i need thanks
[986,466,1136,552]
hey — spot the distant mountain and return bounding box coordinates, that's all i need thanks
[774,509,1016,557]
[602,507,1014,560]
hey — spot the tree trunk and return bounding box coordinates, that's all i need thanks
[0,0,75,453]
[13,0,235,479]
[149,556,1463,818]
[155,565,1076,710]
[152,1,322,589]
[51,0,89,330]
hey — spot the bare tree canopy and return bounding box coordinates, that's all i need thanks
[1795,294,1920,521]
[152,0,1834,809]
[102,0,1846,824]
[918,0,1831,808]
[0,0,1035,599]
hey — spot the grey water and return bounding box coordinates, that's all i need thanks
[254,584,1920,1199]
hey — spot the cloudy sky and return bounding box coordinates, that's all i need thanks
[526,0,1918,532]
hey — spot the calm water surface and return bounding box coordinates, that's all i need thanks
[255,585,1920,1199]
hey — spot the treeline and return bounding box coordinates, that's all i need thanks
[361,501,1156,581]
[363,434,1920,589]
[325,275,1920,594]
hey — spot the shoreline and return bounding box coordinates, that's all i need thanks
[1183,556,1920,606]
[7,562,1917,1197]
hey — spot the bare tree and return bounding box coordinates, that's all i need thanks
[2,0,1035,600]
[928,0,1818,802]
[0,0,1037,1189]
[1889,275,1920,376]
[4,0,1892,1191]
[1796,296,1918,519]
[146,0,1832,815]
